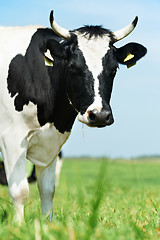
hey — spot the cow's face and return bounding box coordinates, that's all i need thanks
[48,12,147,128]
[66,31,116,127]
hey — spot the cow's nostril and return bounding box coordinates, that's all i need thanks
[106,114,110,122]
[88,111,96,122]
[105,111,114,125]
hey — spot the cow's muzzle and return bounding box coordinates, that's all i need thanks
[78,109,114,127]
[88,109,114,127]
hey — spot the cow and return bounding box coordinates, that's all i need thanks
[0,10,147,223]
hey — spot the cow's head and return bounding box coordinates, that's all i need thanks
[46,11,147,128]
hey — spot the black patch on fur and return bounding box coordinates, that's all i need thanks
[66,47,94,115]
[0,162,7,185]
[74,25,114,41]
[28,165,36,183]
[116,42,147,66]
[7,28,77,132]
[42,64,77,132]
[8,29,55,124]
[98,47,118,109]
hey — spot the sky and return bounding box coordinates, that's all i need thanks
[0,0,160,158]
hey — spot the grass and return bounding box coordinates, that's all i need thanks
[1,158,160,239]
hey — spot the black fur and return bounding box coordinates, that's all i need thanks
[66,47,94,115]
[0,162,7,185]
[99,47,118,108]
[75,25,114,42]
[8,29,58,123]
[46,65,77,132]
[7,29,75,129]
[116,42,147,66]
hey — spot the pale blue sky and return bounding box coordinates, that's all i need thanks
[1,0,160,158]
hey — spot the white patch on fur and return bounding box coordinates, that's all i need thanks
[76,32,110,123]
[36,159,57,218]
[27,123,70,167]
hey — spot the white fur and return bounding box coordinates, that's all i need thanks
[76,32,110,124]
[10,178,29,223]
[27,123,70,167]
[36,159,57,218]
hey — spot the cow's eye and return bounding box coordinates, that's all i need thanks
[68,62,80,75]
[70,64,77,71]
[68,62,77,71]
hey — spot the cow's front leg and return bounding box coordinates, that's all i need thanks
[1,131,29,224]
[36,159,57,220]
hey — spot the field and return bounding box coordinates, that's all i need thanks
[1,158,160,239]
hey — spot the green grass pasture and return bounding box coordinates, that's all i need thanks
[1,158,160,239]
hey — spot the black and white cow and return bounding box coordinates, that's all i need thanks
[0,11,147,223]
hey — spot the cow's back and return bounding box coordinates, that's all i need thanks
[0,26,42,67]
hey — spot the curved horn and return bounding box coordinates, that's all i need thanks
[113,16,138,42]
[50,10,71,40]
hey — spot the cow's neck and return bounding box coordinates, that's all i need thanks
[49,69,77,133]
[52,92,77,134]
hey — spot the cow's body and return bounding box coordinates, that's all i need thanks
[0,11,147,223]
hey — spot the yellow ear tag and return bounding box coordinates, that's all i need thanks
[124,53,136,68]
[124,53,134,62]
[44,50,54,67]
[44,56,53,67]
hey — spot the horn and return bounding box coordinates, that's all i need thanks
[50,10,71,40]
[113,16,138,42]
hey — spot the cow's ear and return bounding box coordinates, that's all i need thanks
[116,43,147,68]
[46,39,67,59]
[44,39,67,66]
